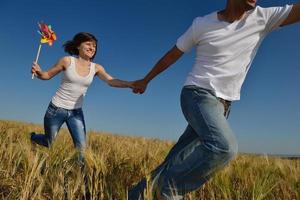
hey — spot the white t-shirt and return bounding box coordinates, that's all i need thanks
[176,5,293,101]
[52,56,96,109]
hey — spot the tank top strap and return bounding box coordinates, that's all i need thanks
[90,62,97,76]
[70,56,75,68]
[65,56,75,72]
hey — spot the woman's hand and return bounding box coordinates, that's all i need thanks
[31,61,42,77]
[31,57,67,80]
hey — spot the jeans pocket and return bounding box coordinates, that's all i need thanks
[218,98,231,118]
[45,103,59,118]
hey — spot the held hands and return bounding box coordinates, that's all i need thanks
[31,61,42,77]
[132,79,148,94]
[108,79,148,94]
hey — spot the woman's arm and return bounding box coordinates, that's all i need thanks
[95,64,133,88]
[31,56,70,80]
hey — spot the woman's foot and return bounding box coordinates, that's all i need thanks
[30,132,37,146]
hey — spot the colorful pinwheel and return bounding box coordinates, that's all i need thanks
[37,22,56,46]
[32,22,57,79]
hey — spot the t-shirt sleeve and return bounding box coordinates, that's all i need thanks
[263,4,293,33]
[176,18,199,52]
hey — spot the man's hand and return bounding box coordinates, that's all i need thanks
[132,79,148,94]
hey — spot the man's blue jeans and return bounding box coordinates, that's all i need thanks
[31,102,86,164]
[128,85,238,200]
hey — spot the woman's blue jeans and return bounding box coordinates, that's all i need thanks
[128,86,238,200]
[31,102,86,164]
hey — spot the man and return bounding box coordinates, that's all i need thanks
[129,0,300,199]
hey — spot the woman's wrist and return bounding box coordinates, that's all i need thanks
[142,77,150,85]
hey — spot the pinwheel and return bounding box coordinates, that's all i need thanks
[32,22,57,79]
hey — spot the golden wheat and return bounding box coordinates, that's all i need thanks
[0,120,299,200]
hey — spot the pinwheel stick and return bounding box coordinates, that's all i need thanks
[32,21,56,79]
[32,43,42,79]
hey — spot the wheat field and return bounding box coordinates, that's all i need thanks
[0,119,299,200]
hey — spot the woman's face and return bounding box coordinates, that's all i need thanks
[78,40,97,59]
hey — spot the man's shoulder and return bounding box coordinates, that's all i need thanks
[247,5,281,19]
[197,11,216,19]
[193,11,216,24]
[250,5,280,15]
[253,5,267,13]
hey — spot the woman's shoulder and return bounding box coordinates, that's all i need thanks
[94,63,105,71]
[59,56,72,70]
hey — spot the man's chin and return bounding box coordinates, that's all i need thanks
[245,3,256,11]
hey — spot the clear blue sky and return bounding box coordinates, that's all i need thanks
[0,0,299,155]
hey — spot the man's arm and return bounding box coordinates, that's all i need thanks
[281,4,300,26]
[133,45,184,94]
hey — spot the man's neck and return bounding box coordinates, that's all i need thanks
[218,10,245,23]
[218,1,255,23]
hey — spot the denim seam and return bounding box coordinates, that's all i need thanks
[163,146,212,195]
[168,96,218,180]
[192,95,218,148]
[198,96,232,154]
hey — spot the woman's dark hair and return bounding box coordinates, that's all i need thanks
[63,32,98,60]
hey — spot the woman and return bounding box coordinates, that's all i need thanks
[30,32,133,164]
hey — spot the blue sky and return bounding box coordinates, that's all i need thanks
[0,0,299,155]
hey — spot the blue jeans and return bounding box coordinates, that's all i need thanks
[128,86,238,200]
[31,102,86,164]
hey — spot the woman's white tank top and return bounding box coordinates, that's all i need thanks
[51,56,96,109]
